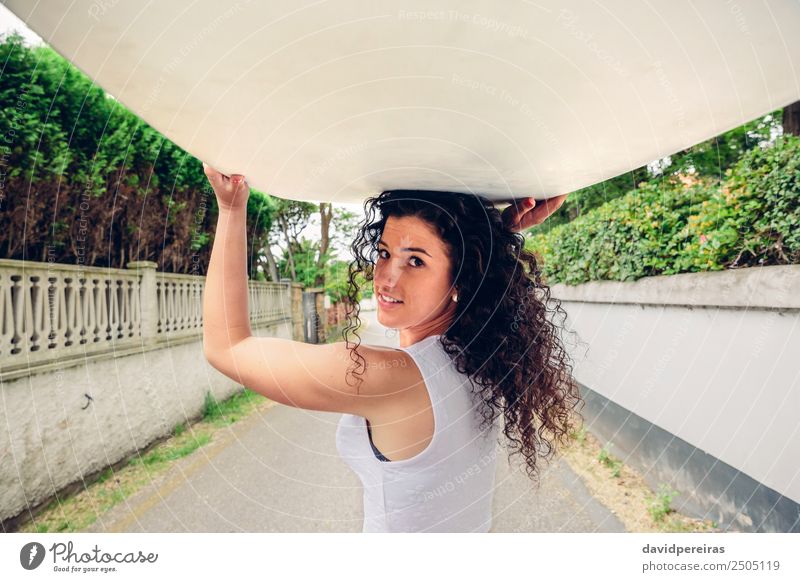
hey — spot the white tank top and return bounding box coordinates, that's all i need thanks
[335,334,501,532]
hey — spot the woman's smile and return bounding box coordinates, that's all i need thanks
[372,215,458,346]
[377,292,404,309]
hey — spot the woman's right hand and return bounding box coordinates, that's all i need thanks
[203,162,250,211]
[501,194,568,232]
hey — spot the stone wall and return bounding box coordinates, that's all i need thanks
[550,265,800,531]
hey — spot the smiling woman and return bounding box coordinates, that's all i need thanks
[334,189,585,531]
[371,214,459,347]
[201,165,582,533]
[200,164,424,417]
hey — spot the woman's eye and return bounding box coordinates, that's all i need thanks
[376,249,423,267]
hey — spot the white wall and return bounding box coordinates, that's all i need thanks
[551,265,800,504]
[0,321,292,523]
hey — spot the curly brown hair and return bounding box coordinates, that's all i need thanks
[341,189,586,487]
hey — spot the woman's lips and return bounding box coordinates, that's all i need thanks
[377,293,404,309]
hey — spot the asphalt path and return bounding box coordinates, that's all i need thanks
[86,309,624,532]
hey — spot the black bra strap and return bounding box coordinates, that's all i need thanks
[366,419,391,462]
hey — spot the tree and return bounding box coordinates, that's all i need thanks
[313,202,361,286]
[330,206,360,255]
[665,109,782,178]
[535,109,784,234]
[315,202,333,286]
[324,259,351,303]
[784,100,800,136]
[245,191,278,281]
[0,32,278,272]
[277,237,327,287]
[269,198,318,281]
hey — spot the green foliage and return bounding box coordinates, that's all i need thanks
[135,434,211,465]
[202,391,221,420]
[569,426,587,445]
[0,33,73,183]
[323,260,374,303]
[667,110,782,178]
[0,33,277,271]
[537,110,782,233]
[247,191,278,233]
[354,270,373,299]
[278,238,325,287]
[540,166,650,232]
[277,238,359,303]
[597,443,623,478]
[527,179,705,283]
[646,483,679,523]
[201,388,265,426]
[719,133,800,266]
[527,135,800,285]
[325,259,351,303]
[96,467,113,484]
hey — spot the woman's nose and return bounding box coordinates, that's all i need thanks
[375,257,402,287]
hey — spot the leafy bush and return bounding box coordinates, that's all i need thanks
[0,32,276,271]
[537,110,782,233]
[527,135,800,285]
[713,134,800,267]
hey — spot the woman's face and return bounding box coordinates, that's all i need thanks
[372,215,457,340]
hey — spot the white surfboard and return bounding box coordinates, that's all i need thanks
[3,0,800,204]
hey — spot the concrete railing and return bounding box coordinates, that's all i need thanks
[0,258,303,528]
[550,264,800,532]
[0,259,294,381]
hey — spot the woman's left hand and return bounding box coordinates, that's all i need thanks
[203,162,249,211]
[501,194,568,232]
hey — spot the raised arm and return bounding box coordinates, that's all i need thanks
[201,163,252,355]
[199,163,419,416]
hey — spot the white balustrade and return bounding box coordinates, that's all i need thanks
[0,259,292,376]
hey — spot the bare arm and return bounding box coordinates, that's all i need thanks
[199,163,415,415]
[202,164,252,355]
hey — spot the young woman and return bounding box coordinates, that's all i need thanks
[202,164,580,533]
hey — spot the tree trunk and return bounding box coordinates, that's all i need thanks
[315,202,333,286]
[264,248,280,282]
[278,214,297,280]
[783,100,800,136]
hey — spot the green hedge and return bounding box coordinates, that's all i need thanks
[0,32,276,272]
[526,135,800,285]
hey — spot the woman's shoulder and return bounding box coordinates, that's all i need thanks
[332,340,426,404]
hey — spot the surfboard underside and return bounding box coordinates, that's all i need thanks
[3,0,799,204]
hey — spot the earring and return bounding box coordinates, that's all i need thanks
[452,294,458,302]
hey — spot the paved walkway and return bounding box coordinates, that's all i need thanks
[86,312,624,533]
